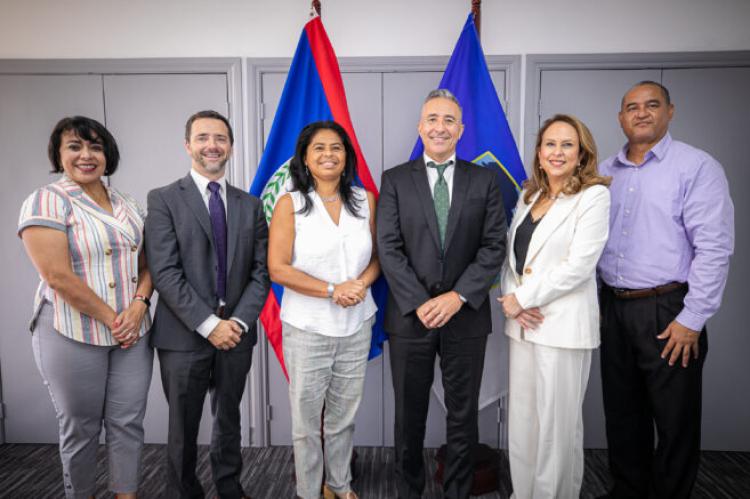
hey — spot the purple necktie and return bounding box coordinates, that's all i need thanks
[208,182,227,301]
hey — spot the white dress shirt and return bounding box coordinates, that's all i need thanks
[189,169,249,338]
[423,153,457,204]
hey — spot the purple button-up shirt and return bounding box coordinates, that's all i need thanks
[598,133,734,331]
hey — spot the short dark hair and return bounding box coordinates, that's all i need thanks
[626,80,672,106]
[289,121,363,218]
[48,116,120,176]
[184,110,234,144]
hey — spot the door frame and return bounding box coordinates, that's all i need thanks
[246,54,522,446]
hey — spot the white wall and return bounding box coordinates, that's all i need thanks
[1,0,749,59]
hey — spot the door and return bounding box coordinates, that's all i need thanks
[538,68,661,448]
[261,71,386,446]
[103,73,233,445]
[537,64,750,450]
[261,66,514,448]
[0,74,105,442]
[662,67,750,451]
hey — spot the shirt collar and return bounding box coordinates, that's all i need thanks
[190,168,226,195]
[616,132,672,167]
[423,153,456,168]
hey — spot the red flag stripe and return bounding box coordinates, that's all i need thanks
[305,18,379,197]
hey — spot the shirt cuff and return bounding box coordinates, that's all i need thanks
[675,308,706,333]
[196,314,221,338]
[230,316,249,334]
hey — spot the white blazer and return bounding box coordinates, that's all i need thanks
[501,184,610,349]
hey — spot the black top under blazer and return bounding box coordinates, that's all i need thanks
[376,157,507,339]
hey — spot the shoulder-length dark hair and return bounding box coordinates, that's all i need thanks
[288,121,363,217]
[48,116,120,176]
[523,113,611,204]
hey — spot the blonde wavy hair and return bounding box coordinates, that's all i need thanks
[523,113,611,204]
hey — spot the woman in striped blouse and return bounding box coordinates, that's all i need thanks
[18,116,153,499]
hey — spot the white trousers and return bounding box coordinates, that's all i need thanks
[508,338,592,499]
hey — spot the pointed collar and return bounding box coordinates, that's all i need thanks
[616,132,672,167]
[190,168,227,197]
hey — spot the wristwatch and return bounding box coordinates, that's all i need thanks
[327,282,335,298]
[133,294,151,307]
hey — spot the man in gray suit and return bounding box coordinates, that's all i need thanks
[146,110,269,499]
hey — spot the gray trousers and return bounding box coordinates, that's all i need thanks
[32,303,153,498]
[283,317,373,499]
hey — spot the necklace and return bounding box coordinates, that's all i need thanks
[319,193,340,203]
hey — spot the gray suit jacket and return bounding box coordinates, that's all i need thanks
[376,157,507,338]
[145,174,269,352]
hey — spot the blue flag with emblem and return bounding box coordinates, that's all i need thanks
[410,13,525,222]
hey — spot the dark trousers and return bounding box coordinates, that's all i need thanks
[159,346,253,499]
[389,330,487,499]
[600,286,707,499]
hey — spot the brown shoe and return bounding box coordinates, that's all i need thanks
[322,485,358,499]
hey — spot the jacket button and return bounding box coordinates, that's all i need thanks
[524,267,532,275]
[108,282,116,288]
[104,248,112,255]
[131,277,137,283]
[131,245,137,252]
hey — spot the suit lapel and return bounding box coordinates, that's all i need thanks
[179,175,214,248]
[443,160,468,253]
[225,184,241,274]
[525,192,582,264]
[410,158,442,253]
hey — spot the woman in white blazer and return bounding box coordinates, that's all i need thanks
[499,114,611,499]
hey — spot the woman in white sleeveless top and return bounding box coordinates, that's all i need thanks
[268,121,379,499]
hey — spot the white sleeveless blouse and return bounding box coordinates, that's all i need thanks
[280,187,377,337]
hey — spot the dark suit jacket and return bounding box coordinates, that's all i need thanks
[145,174,270,352]
[376,157,507,339]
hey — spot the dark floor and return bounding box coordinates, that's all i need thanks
[0,444,748,498]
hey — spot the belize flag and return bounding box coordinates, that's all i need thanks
[249,15,387,378]
[412,13,526,411]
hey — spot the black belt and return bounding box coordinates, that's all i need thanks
[605,282,687,300]
[215,305,226,318]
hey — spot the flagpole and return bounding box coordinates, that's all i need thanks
[471,0,481,38]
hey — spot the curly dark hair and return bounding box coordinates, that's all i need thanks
[48,116,120,176]
[288,121,363,218]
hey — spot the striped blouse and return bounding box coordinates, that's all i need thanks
[18,176,151,346]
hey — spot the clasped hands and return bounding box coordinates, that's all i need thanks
[110,299,149,349]
[332,279,367,308]
[416,291,463,329]
[208,319,244,351]
[497,293,544,329]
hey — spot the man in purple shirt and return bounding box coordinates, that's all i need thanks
[597,81,734,499]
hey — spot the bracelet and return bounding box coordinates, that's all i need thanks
[133,294,151,307]
[327,282,335,298]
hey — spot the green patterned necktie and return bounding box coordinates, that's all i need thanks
[427,160,452,248]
